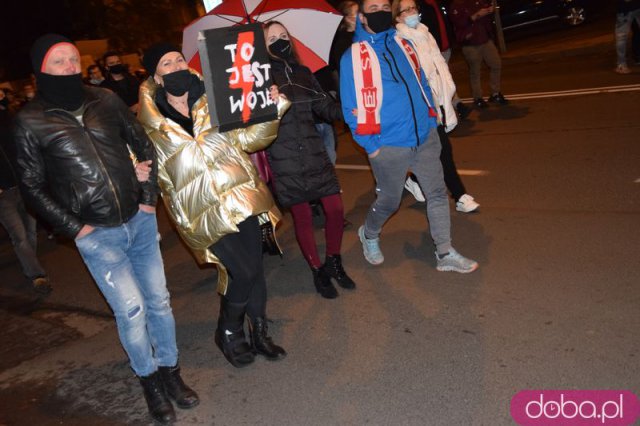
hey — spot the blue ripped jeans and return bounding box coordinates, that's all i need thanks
[75,209,177,377]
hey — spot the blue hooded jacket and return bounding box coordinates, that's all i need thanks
[339,17,438,154]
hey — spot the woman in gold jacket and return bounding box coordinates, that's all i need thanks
[138,43,290,369]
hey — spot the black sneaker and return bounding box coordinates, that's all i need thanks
[488,92,509,105]
[473,98,488,109]
[455,102,471,119]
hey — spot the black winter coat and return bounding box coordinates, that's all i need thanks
[13,86,158,239]
[267,59,343,207]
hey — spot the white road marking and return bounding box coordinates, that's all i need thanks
[335,164,489,176]
[335,85,640,175]
[462,84,640,102]
[458,169,490,176]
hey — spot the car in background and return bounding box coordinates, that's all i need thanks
[497,0,595,31]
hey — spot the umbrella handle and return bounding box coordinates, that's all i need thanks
[242,0,251,23]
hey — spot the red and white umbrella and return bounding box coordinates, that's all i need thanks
[183,0,343,73]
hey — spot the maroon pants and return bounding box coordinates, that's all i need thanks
[289,193,344,269]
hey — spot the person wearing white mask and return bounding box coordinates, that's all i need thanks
[392,0,480,213]
[85,64,105,87]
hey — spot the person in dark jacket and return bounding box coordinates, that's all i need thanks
[449,0,508,107]
[13,34,198,425]
[264,21,356,299]
[331,0,359,76]
[101,51,141,113]
[0,88,51,294]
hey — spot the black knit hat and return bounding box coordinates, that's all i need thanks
[143,43,181,76]
[30,33,75,74]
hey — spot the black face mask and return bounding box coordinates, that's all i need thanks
[162,69,193,96]
[37,73,86,110]
[269,39,292,61]
[108,63,127,74]
[364,11,393,33]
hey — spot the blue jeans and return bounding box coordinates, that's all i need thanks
[616,9,640,66]
[315,122,337,165]
[75,209,177,376]
[0,187,46,279]
[364,128,452,255]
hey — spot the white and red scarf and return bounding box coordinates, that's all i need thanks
[352,39,436,136]
[352,41,382,135]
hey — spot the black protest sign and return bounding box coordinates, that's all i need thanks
[197,23,277,132]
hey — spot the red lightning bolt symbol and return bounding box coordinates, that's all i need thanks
[229,31,255,123]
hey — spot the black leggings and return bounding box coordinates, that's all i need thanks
[209,216,266,319]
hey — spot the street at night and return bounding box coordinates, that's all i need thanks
[1,3,640,426]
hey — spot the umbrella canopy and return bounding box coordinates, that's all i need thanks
[183,0,343,73]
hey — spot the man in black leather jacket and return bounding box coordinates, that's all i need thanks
[13,34,198,424]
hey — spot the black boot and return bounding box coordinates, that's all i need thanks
[324,254,356,289]
[249,317,287,361]
[139,371,176,424]
[312,266,338,299]
[159,365,200,409]
[215,299,255,368]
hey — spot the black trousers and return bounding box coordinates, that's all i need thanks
[209,216,266,319]
[409,126,467,201]
[438,125,466,201]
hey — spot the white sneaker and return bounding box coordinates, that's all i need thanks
[456,194,479,213]
[404,178,425,202]
[615,64,631,74]
[436,248,478,273]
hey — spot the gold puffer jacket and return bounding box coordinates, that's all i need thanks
[138,74,289,294]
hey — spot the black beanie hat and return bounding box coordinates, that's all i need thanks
[30,33,75,75]
[143,43,181,76]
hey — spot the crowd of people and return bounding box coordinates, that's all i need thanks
[1,0,638,424]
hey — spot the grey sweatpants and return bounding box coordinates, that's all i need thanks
[363,128,452,255]
[461,40,502,99]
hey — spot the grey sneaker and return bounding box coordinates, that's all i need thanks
[358,226,384,265]
[436,248,478,273]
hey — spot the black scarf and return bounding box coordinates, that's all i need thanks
[154,77,205,137]
[37,73,86,111]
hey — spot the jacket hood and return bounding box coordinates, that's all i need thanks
[352,14,397,43]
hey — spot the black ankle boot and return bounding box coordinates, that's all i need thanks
[139,371,176,424]
[324,254,356,289]
[215,299,255,368]
[158,365,200,409]
[249,317,287,360]
[312,266,338,299]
